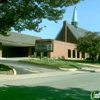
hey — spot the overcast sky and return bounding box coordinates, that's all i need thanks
[13,0,100,39]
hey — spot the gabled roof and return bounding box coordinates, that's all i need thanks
[68,23,88,39]
[0,32,41,47]
[55,21,88,41]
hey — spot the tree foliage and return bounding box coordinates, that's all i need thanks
[0,0,80,35]
[76,31,100,60]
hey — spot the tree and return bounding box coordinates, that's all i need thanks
[0,0,81,36]
[76,31,100,61]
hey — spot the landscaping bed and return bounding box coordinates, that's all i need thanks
[0,64,12,71]
[19,58,87,69]
[0,64,13,75]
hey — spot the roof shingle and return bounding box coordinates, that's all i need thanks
[67,24,88,39]
[0,32,41,47]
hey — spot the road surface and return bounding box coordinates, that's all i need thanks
[0,58,100,100]
[0,70,100,100]
[0,58,61,74]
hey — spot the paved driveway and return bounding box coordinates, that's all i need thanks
[0,58,62,74]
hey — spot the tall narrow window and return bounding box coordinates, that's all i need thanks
[68,49,71,58]
[44,52,47,56]
[73,50,75,58]
[77,51,80,58]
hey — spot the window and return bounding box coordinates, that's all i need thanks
[44,52,47,56]
[68,49,71,58]
[77,51,80,58]
[73,50,75,58]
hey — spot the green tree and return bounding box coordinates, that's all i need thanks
[0,0,81,36]
[76,31,100,61]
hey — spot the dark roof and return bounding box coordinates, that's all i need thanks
[55,21,89,41]
[0,32,41,47]
[67,23,88,39]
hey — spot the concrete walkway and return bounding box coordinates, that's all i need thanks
[78,63,100,72]
[79,63,100,68]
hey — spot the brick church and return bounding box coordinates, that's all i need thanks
[49,6,89,59]
[0,7,89,59]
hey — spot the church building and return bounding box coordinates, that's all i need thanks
[48,6,89,59]
[0,6,89,59]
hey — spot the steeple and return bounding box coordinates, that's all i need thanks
[71,6,78,27]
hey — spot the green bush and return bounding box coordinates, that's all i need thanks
[0,64,12,71]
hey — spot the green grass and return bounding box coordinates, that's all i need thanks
[19,58,89,69]
[0,64,12,71]
[0,86,90,100]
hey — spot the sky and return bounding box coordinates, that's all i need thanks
[13,0,100,39]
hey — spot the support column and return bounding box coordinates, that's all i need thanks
[40,52,43,59]
[0,43,2,58]
[28,47,31,58]
[47,52,50,58]
[75,50,77,58]
[80,52,82,60]
[84,53,89,59]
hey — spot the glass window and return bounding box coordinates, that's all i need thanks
[68,49,71,58]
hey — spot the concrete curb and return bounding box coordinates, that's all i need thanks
[78,69,95,72]
[0,68,17,75]
[12,68,17,75]
[59,67,77,71]
[0,70,13,75]
[0,64,17,75]
[6,65,17,75]
[59,67,100,72]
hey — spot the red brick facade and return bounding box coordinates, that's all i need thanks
[34,20,89,59]
[50,40,88,59]
[48,20,89,59]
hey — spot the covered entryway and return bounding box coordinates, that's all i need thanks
[0,32,41,58]
[2,46,35,58]
[2,46,28,57]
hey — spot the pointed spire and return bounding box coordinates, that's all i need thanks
[71,6,78,27]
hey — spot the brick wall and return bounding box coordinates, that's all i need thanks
[50,40,76,59]
[50,40,89,59]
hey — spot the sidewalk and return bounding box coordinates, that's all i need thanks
[78,63,100,72]
[78,63,100,67]
[59,63,100,72]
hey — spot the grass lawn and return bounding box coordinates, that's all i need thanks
[0,86,90,100]
[0,64,12,71]
[19,58,93,69]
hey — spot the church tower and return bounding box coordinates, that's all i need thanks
[71,6,78,27]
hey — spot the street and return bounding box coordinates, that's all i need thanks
[0,58,100,100]
[0,70,100,100]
